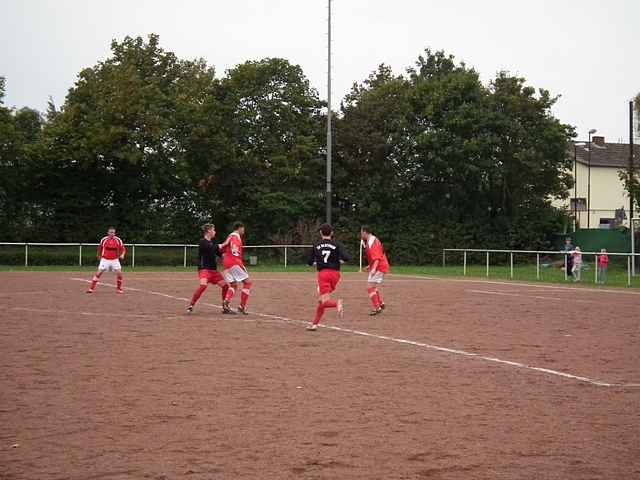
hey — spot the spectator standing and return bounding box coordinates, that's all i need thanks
[563,237,575,279]
[572,246,583,282]
[598,249,609,284]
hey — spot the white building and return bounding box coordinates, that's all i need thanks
[559,136,637,229]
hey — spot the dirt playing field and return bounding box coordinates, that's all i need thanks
[1,271,639,479]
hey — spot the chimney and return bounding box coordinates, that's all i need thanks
[592,135,605,146]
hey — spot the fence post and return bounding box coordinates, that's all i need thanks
[463,250,467,276]
[183,245,187,268]
[79,244,83,267]
[594,255,598,284]
[359,241,363,272]
[536,253,540,280]
[132,245,136,269]
[628,256,632,287]
[486,251,489,277]
[442,250,446,268]
[564,254,568,281]
[510,252,514,279]
[284,246,288,269]
[25,243,29,267]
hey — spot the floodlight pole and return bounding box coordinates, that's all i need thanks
[587,128,597,228]
[325,0,333,224]
[573,143,578,231]
[630,101,635,223]
[630,101,635,275]
[632,218,636,277]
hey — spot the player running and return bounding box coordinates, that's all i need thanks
[186,223,230,314]
[306,223,352,331]
[360,226,390,315]
[220,222,252,315]
[86,226,127,294]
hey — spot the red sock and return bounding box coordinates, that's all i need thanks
[313,303,325,325]
[225,286,236,302]
[240,281,252,308]
[221,284,229,303]
[313,300,337,325]
[368,287,380,308]
[90,272,102,290]
[376,291,383,306]
[191,284,207,305]
[116,276,123,290]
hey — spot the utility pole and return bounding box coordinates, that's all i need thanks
[631,100,636,275]
[325,0,333,224]
[630,100,635,223]
[587,128,596,228]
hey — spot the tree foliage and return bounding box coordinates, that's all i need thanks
[2,38,575,258]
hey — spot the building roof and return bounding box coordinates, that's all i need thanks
[573,140,638,168]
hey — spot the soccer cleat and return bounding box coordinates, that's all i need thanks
[380,303,386,311]
[369,307,383,316]
[222,300,236,315]
[337,299,344,317]
[306,324,318,331]
[237,305,249,315]
[85,288,94,294]
[116,289,124,294]
[186,305,193,314]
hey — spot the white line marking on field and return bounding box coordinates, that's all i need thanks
[69,277,640,388]
[467,289,604,304]
[390,274,640,296]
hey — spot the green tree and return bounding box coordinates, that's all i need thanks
[617,92,640,219]
[335,50,575,259]
[219,58,324,240]
[0,85,44,240]
[37,34,223,241]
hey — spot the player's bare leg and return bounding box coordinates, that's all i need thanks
[307,292,341,331]
[223,281,238,314]
[86,270,104,293]
[237,279,252,315]
[116,271,124,294]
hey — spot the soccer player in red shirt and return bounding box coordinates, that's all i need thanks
[186,224,230,314]
[361,226,390,315]
[86,226,127,294]
[219,221,252,315]
[306,223,351,331]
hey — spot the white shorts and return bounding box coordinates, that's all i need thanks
[98,258,122,272]
[368,271,385,284]
[223,265,249,283]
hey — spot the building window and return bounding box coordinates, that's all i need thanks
[570,198,587,211]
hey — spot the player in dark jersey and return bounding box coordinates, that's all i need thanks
[306,223,352,331]
[186,224,232,314]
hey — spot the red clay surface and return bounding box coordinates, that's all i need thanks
[0,271,639,479]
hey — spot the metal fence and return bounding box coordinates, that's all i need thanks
[442,248,640,286]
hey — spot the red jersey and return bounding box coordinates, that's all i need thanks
[98,236,126,260]
[365,235,389,273]
[222,232,244,269]
[599,254,609,266]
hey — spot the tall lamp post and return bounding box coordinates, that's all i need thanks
[573,142,586,231]
[325,0,333,224]
[587,128,597,228]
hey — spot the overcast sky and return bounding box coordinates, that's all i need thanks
[2,0,639,142]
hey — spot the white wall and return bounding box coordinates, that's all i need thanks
[555,161,631,228]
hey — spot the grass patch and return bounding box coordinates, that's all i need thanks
[1,262,638,288]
